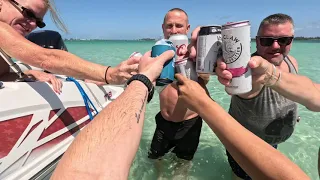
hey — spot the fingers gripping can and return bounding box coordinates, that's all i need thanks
[221,20,252,95]
[196,25,222,75]
[169,34,198,81]
[151,39,176,86]
[169,34,189,61]
[175,58,198,81]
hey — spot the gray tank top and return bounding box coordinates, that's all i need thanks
[229,55,298,145]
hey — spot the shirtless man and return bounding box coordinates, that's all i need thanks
[148,8,209,177]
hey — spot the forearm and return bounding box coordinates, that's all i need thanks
[272,72,320,111]
[0,22,106,82]
[38,49,107,82]
[51,81,148,180]
[196,97,309,180]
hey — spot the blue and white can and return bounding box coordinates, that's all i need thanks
[151,39,176,86]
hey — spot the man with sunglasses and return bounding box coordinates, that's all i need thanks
[213,13,299,180]
[216,51,320,179]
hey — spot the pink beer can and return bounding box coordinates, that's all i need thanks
[221,20,252,95]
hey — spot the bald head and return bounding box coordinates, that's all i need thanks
[162,8,190,39]
[163,8,189,24]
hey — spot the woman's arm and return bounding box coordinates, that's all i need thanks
[0,22,139,84]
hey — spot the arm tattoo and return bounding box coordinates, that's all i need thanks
[135,90,148,123]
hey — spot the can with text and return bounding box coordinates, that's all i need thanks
[222,20,252,95]
[169,34,189,62]
[196,25,222,75]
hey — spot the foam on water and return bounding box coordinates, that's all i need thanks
[66,40,320,179]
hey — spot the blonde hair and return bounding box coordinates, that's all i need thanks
[45,0,69,33]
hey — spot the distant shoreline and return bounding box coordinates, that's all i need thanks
[64,37,320,41]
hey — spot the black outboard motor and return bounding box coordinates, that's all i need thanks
[26,30,68,51]
[26,30,68,74]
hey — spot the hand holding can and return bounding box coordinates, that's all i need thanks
[221,20,252,95]
[151,39,176,86]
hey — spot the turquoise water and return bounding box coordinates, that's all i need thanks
[66,40,320,179]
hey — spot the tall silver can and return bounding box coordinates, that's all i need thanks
[196,25,222,75]
[169,34,189,61]
[222,20,252,95]
[175,58,198,82]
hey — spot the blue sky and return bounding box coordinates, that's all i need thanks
[40,0,320,39]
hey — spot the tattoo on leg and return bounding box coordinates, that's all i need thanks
[135,90,148,123]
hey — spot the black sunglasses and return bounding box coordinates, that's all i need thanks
[257,36,294,47]
[9,0,46,28]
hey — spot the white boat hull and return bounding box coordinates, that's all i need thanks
[0,77,124,180]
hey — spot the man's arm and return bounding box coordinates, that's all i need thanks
[0,22,137,84]
[216,54,320,111]
[248,56,320,112]
[272,72,320,111]
[50,50,174,180]
[51,81,148,180]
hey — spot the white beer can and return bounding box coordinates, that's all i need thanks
[169,34,189,62]
[196,25,222,75]
[221,20,252,95]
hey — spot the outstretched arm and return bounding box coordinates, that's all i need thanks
[271,72,320,112]
[0,22,138,84]
[51,80,148,180]
[197,98,309,180]
[249,56,320,112]
[51,50,174,180]
[216,55,320,111]
[176,74,310,180]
